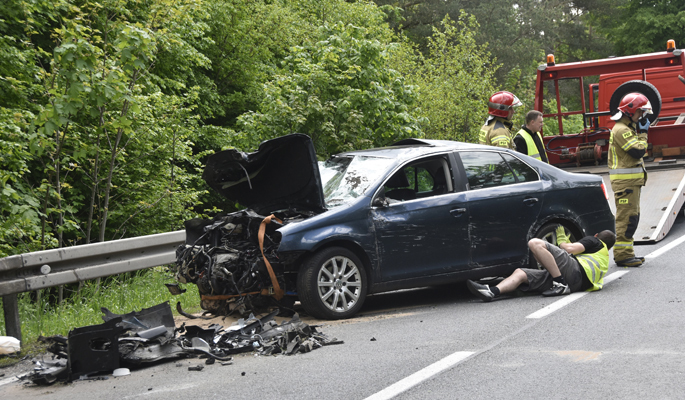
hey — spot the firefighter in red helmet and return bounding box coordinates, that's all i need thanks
[608,92,652,267]
[479,91,522,149]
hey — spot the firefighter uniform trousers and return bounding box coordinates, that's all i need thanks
[612,182,641,261]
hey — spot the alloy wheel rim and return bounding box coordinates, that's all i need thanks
[317,256,362,312]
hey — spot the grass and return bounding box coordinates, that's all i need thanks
[0,267,200,364]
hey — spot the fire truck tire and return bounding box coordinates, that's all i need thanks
[297,246,367,320]
[609,80,662,123]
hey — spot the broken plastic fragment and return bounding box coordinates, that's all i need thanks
[112,368,130,377]
[137,326,167,339]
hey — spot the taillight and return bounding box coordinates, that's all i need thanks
[601,182,609,200]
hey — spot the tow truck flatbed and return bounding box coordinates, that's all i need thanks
[563,160,685,243]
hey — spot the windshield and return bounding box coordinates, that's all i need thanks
[319,155,394,208]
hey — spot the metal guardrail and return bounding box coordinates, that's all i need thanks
[0,230,186,341]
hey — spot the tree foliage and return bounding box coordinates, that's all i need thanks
[0,0,213,255]
[398,14,499,142]
[591,0,685,55]
[237,21,424,157]
[374,0,614,86]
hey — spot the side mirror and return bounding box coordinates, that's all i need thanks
[372,196,389,208]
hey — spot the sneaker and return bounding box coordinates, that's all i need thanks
[467,280,495,302]
[542,281,570,297]
[616,257,643,267]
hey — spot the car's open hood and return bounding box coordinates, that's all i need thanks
[202,134,326,215]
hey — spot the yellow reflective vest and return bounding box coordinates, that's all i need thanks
[514,128,548,162]
[479,116,514,149]
[576,242,609,291]
[608,117,647,187]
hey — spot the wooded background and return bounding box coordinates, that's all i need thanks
[2,0,683,257]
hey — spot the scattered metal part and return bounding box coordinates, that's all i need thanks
[22,358,68,385]
[190,337,211,352]
[176,302,213,320]
[165,283,186,295]
[137,326,167,339]
[23,303,340,386]
[67,317,124,381]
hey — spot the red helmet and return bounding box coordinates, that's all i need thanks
[488,91,523,118]
[611,92,652,120]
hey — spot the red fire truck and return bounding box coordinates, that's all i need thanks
[534,40,685,242]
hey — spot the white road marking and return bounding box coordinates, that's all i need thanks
[364,233,685,399]
[363,351,475,400]
[123,382,199,399]
[0,376,19,387]
[526,270,630,319]
[644,232,685,259]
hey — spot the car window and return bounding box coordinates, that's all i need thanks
[404,166,434,193]
[501,153,539,183]
[459,151,537,190]
[382,156,452,202]
[320,155,395,208]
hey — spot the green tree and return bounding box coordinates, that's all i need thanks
[591,0,685,55]
[400,13,499,142]
[374,0,614,85]
[237,21,425,157]
[0,0,213,255]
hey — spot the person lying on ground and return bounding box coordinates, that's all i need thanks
[467,227,616,302]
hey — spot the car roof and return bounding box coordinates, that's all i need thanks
[333,139,487,162]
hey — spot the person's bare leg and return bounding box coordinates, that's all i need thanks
[496,268,528,294]
[528,238,561,278]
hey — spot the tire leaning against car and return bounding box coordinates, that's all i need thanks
[297,246,368,320]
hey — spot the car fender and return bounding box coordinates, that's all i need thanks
[276,197,378,271]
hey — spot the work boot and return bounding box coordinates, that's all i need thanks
[542,281,570,297]
[616,257,644,267]
[466,280,495,302]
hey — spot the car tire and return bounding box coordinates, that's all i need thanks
[531,223,577,269]
[297,247,367,320]
[609,80,662,123]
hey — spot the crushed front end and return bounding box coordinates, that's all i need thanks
[173,209,312,316]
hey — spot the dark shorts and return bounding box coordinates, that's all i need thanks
[520,242,584,293]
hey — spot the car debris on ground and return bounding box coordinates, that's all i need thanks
[20,301,341,385]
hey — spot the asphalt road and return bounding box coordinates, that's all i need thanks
[3,213,685,399]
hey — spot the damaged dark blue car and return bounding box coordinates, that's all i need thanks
[174,134,614,320]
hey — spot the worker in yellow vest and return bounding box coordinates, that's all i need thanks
[479,91,522,149]
[514,110,549,163]
[466,227,615,301]
[608,92,651,267]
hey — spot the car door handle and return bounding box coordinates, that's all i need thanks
[450,208,467,217]
[523,197,539,205]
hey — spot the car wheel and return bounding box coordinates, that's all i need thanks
[609,80,662,123]
[297,247,367,320]
[532,223,577,269]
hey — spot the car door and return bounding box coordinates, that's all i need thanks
[456,150,543,267]
[370,154,471,281]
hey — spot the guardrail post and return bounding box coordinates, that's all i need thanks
[2,294,21,342]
